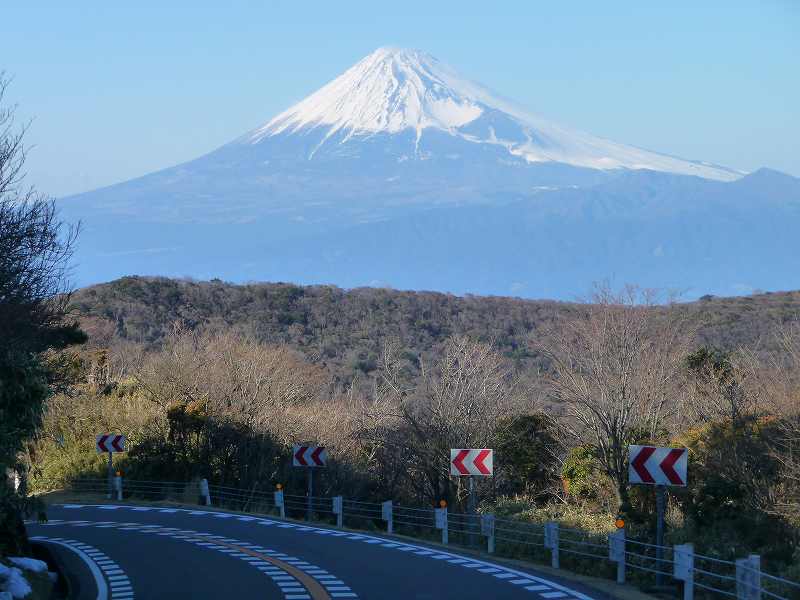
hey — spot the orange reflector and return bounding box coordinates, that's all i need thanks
[439,500,447,508]
[615,518,625,529]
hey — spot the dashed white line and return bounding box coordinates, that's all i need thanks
[55,504,600,600]
[30,536,132,599]
[35,520,359,600]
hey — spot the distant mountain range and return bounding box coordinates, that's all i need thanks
[59,47,799,299]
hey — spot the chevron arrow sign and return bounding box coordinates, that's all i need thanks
[292,445,327,467]
[629,445,688,486]
[96,434,126,454]
[450,449,493,476]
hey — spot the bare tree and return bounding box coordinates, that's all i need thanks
[134,328,326,441]
[0,76,80,354]
[0,73,83,554]
[398,336,526,504]
[740,321,800,520]
[535,285,693,513]
[347,339,422,499]
[684,347,758,426]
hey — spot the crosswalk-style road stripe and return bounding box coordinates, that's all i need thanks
[53,504,599,600]
[30,536,134,599]
[33,520,360,600]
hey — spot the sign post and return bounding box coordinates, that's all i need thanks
[736,554,761,600]
[434,502,448,545]
[332,496,343,528]
[113,471,121,501]
[480,513,496,553]
[674,543,694,600]
[199,478,211,506]
[544,521,560,569]
[382,500,393,534]
[275,484,285,519]
[656,484,666,583]
[629,445,688,586]
[609,528,626,583]
[307,468,313,522]
[107,450,113,499]
[292,445,327,522]
[96,434,126,499]
[451,449,493,547]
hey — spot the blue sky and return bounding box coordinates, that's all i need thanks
[2,1,798,197]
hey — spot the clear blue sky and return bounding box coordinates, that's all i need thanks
[3,1,798,197]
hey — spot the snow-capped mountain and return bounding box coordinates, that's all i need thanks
[247,47,740,180]
[59,47,799,299]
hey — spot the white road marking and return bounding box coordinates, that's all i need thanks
[38,519,359,599]
[30,536,136,600]
[326,587,352,592]
[55,504,602,599]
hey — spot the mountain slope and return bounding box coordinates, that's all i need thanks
[57,47,796,299]
[246,47,740,180]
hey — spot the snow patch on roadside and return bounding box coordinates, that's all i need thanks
[7,558,47,574]
[0,561,32,599]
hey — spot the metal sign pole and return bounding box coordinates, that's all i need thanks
[307,468,313,522]
[468,476,476,512]
[107,451,113,499]
[468,476,477,546]
[656,485,666,586]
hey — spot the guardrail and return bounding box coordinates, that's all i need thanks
[64,477,800,600]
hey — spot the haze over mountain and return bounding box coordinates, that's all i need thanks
[60,47,799,299]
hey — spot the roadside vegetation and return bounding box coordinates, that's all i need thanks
[27,280,800,582]
[0,73,85,596]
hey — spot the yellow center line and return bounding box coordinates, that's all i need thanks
[194,536,332,600]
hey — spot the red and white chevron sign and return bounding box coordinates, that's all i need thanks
[96,434,126,454]
[292,445,327,467]
[629,445,688,486]
[450,449,493,476]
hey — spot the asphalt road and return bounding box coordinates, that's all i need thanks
[29,503,615,600]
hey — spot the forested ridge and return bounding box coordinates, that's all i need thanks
[35,276,800,584]
[70,276,800,384]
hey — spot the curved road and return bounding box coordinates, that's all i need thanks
[29,503,614,600]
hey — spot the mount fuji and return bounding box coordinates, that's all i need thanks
[60,47,800,299]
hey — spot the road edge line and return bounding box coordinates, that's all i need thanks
[31,537,109,600]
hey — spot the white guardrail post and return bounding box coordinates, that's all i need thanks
[274,489,285,518]
[609,528,626,584]
[114,474,123,501]
[435,507,448,544]
[382,500,393,534]
[481,514,495,554]
[544,522,560,569]
[674,543,694,600]
[737,555,762,600]
[199,478,211,506]
[333,496,343,528]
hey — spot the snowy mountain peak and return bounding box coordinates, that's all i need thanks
[249,46,490,140]
[245,47,742,181]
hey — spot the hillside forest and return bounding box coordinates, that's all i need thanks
[23,276,800,581]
